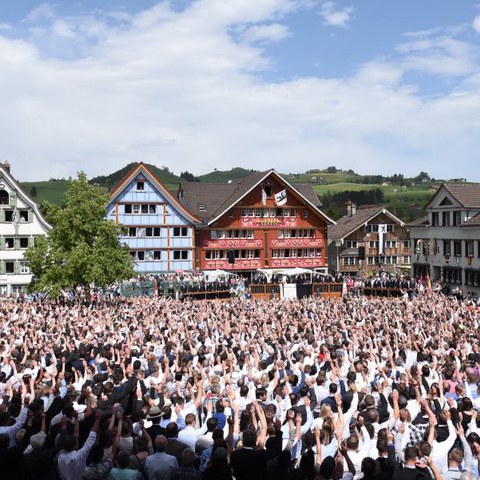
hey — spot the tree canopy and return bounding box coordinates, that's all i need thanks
[25,172,135,296]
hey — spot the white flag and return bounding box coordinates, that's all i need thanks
[261,187,267,206]
[378,224,387,255]
[275,189,287,206]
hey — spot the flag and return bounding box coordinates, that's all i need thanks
[261,187,267,206]
[426,273,432,290]
[378,224,387,255]
[275,189,287,206]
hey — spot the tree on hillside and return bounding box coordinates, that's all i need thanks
[30,186,38,198]
[25,172,135,297]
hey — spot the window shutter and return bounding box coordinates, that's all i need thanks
[0,238,4,250]
[9,191,17,207]
[14,237,20,250]
[0,262,5,275]
[0,210,4,223]
[14,261,20,274]
[28,236,35,247]
[28,209,33,223]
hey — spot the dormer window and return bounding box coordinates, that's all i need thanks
[137,181,145,191]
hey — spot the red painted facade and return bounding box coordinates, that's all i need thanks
[196,175,330,271]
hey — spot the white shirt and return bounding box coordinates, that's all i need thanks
[58,431,97,480]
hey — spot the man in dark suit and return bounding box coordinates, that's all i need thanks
[391,445,432,480]
[165,422,189,466]
[231,429,268,480]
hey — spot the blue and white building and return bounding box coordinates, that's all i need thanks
[107,163,198,274]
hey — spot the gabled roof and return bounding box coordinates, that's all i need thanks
[328,206,405,241]
[0,164,51,231]
[178,169,335,226]
[426,183,480,209]
[108,162,199,224]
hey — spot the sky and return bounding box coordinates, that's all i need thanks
[0,1,480,182]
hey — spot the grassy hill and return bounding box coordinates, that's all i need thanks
[18,163,448,222]
[198,167,258,183]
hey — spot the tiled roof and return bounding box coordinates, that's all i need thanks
[178,170,329,225]
[463,212,480,226]
[406,215,429,228]
[329,206,384,241]
[441,183,480,208]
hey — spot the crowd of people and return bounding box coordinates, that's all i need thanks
[1,291,480,479]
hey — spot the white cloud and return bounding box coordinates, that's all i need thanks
[26,3,55,23]
[0,22,13,31]
[319,1,353,27]
[241,23,291,44]
[0,0,479,184]
[473,14,480,33]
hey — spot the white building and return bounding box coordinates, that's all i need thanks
[0,161,50,296]
[409,183,480,295]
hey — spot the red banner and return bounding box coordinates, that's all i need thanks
[271,238,324,248]
[202,239,263,249]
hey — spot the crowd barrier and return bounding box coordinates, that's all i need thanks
[362,287,414,298]
[249,282,343,300]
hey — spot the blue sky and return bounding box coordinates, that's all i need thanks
[0,1,479,181]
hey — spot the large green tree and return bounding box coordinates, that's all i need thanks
[25,172,135,296]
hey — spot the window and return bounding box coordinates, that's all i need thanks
[303,210,308,219]
[137,251,145,261]
[217,230,225,239]
[453,211,462,226]
[431,212,439,226]
[173,250,189,260]
[466,240,474,257]
[241,209,247,217]
[133,204,141,214]
[20,261,29,274]
[5,211,14,222]
[248,208,254,217]
[403,256,411,264]
[173,227,188,237]
[270,209,276,217]
[225,230,233,239]
[346,240,357,248]
[247,230,254,239]
[343,257,356,266]
[18,210,28,222]
[5,262,14,274]
[367,256,378,265]
[369,241,379,249]
[5,237,14,249]
[403,240,410,248]
[385,241,396,249]
[0,190,8,205]
[443,240,451,256]
[146,228,161,237]
[290,209,297,217]
[228,210,233,218]
[316,248,322,257]
[442,211,450,226]
[386,225,395,233]
[366,225,379,233]
[211,230,217,240]
[255,209,262,217]
[136,181,145,191]
[154,251,161,260]
[453,241,462,257]
[283,209,289,217]
[19,238,29,249]
[272,249,278,258]
[129,228,136,237]
[125,205,132,214]
[264,186,272,197]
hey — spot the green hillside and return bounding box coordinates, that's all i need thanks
[90,162,180,188]
[198,167,258,183]
[20,180,77,206]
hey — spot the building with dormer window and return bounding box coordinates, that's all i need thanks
[0,161,51,296]
[107,163,199,273]
[177,169,335,274]
[409,183,480,293]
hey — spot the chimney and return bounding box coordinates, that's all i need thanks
[2,160,10,173]
[346,200,357,217]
